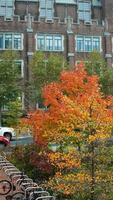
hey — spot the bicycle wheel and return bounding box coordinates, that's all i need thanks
[0,180,12,195]
[12,192,25,200]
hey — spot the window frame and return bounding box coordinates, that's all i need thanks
[75,35,102,52]
[0,0,14,17]
[78,1,91,22]
[15,60,24,78]
[0,33,23,50]
[36,34,64,52]
[39,0,54,19]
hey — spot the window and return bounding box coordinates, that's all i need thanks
[40,8,46,17]
[0,34,3,49]
[36,34,64,51]
[0,59,24,77]
[37,35,45,50]
[5,34,12,49]
[54,36,62,50]
[0,0,14,17]
[85,37,92,52]
[0,33,23,50]
[92,0,101,6]
[93,37,100,51]
[76,35,101,52]
[78,1,91,22]
[55,0,77,4]
[14,34,22,50]
[46,9,53,19]
[39,0,54,19]
[46,35,53,50]
[15,60,24,78]
[2,92,25,111]
[77,36,84,52]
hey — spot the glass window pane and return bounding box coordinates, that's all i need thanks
[37,35,45,50]
[78,1,91,21]
[0,0,6,7]
[84,37,92,52]
[40,8,46,17]
[6,7,13,17]
[84,2,91,10]
[40,0,46,8]
[93,37,100,51]
[0,7,6,16]
[0,0,14,17]
[46,9,53,19]
[6,0,14,7]
[84,11,91,21]
[15,61,22,76]
[47,0,53,8]
[46,35,53,50]
[92,0,101,6]
[78,11,83,20]
[78,2,91,10]
[5,34,12,49]
[79,11,91,21]
[77,36,84,52]
[40,0,54,18]
[14,34,21,50]
[78,2,84,10]
[54,36,62,50]
[0,34,3,49]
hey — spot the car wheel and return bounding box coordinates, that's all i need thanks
[4,133,11,141]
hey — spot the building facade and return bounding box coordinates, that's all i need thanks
[0,0,112,109]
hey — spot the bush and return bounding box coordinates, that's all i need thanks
[8,144,55,183]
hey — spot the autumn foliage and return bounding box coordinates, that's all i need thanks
[23,64,113,199]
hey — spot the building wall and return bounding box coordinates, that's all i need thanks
[0,0,113,109]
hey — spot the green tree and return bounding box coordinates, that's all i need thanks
[29,52,68,108]
[85,52,113,95]
[2,99,22,127]
[0,51,20,126]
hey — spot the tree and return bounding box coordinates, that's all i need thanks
[29,52,68,108]
[85,52,113,95]
[8,144,54,182]
[2,99,22,127]
[25,64,113,199]
[0,51,20,126]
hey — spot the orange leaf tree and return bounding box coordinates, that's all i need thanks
[25,64,113,200]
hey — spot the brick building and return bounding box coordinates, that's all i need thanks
[0,0,112,109]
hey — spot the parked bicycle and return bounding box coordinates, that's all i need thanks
[0,154,55,200]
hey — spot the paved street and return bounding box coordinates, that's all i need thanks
[11,135,33,147]
[0,136,33,156]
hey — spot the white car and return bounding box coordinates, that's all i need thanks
[0,127,16,141]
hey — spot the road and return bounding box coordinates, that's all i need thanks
[11,135,33,146]
[0,136,33,154]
